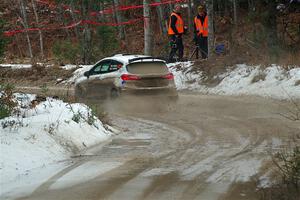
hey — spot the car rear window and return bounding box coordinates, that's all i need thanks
[126,61,169,75]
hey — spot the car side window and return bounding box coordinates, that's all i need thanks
[89,60,121,75]
[90,60,110,75]
[110,61,123,72]
[100,62,110,73]
[93,65,102,73]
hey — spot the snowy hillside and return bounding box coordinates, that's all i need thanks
[167,62,300,100]
[0,94,113,186]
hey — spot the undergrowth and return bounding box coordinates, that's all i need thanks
[0,83,17,119]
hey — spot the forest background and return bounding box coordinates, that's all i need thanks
[0,0,299,65]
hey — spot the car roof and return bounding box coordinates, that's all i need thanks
[98,54,165,65]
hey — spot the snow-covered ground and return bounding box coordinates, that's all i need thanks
[0,63,88,70]
[62,62,300,100]
[2,62,298,100]
[0,94,113,190]
[167,62,300,100]
[1,62,299,199]
[0,64,32,69]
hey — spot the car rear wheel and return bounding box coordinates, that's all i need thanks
[110,89,120,100]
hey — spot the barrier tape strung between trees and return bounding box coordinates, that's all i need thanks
[35,0,186,16]
[3,18,145,37]
[3,0,186,37]
[94,0,186,15]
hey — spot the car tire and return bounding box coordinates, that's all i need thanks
[75,86,84,102]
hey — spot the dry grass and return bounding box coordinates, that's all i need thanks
[257,135,300,200]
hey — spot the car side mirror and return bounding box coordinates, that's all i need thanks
[84,71,90,78]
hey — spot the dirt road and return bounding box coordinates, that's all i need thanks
[12,94,300,200]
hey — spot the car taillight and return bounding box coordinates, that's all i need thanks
[162,73,174,80]
[121,74,141,81]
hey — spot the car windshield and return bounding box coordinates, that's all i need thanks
[126,61,169,75]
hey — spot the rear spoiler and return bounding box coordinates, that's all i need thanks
[128,57,166,63]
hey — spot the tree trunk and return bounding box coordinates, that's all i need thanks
[70,0,80,39]
[57,4,70,37]
[113,0,125,40]
[248,0,254,12]
[233,0,238,25]
[206,0,214,58]
[187,0,193,32]
[155,0,167,35]
[265,1,279,60]
[224,0,229,16]
[97,1,104,22]
[19,0,33,59]
[81,0,91,64]
[31,0,44,59]
[143,0,152,55]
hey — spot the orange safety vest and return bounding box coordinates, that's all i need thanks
[194,15,208,37]
[168,12,184,35]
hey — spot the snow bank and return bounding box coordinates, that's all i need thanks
[0,94,112,185]
[0,63,91,71]
[0,64,32,69]
[168,62,300,99]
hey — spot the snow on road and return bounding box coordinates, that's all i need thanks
[0,94,113,195]
[50,161,124,190]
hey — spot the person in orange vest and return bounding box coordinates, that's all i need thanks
[193,5,208,59]
[168,4,186,63]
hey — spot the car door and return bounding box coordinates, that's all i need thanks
[87,60,122,99]
[87,60,111,99]
[93,60,123,99]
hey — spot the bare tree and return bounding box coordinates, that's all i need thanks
[81,0,91,64]
[248,0,254,12]
[143,0,152,55]
[31,0,44,58]
[56,4,70,38]
[233,0,238,25]
[19,0,33,59]
[187,0,193,32]
[155,0,167,35]
[69,0,80,39]
[113,0,125,40]
[206,0,214,58]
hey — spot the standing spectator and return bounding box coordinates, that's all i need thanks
[167,4,185,63]
[193,5,208,59]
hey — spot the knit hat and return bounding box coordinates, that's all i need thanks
[198,5,205,11]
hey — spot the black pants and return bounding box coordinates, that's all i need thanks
[168,35,184,62]
[196,36,208,59]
